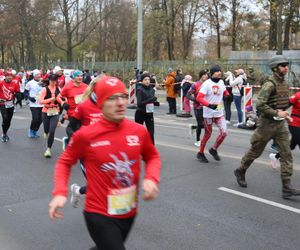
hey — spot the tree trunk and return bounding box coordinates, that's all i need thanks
[283,1,294,50]
[269,0,277,50]
[231,0,237,51]
[1,44,4,68]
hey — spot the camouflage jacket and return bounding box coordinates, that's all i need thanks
[256,73,289,119]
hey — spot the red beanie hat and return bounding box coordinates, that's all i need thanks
[95,76,127,108]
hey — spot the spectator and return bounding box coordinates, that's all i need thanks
[164,68,177,115]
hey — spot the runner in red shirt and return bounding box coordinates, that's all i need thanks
[0,70,20,142]
[59,70,88,147]
[60,70,87,119]
[49,76,161,250]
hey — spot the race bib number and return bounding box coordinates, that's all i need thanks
[74,94,83,104]
[47,107,59,116]
[146,103,154,113]
[216,103,224,110]
[107,185,136,215]
[5,101,14,108]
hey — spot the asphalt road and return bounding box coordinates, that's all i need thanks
[0,101,300,250]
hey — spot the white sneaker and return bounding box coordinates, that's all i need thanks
[188,124,196,137]
[269,153,279,169]
[194,141,200,147]
[44,148,52,158]
[43,133,48,139]
[233,122,243,127]
[226,120,230,124]
[70,184,80,208]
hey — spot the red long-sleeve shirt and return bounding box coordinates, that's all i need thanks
[60,82,87,117]
[52,118,161,218]
[73,98,102,126]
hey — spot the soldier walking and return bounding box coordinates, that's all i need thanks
[234,55,300,198]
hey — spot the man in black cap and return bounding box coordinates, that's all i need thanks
[195,65,230,163]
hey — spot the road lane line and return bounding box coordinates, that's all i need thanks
[156,141,271,166]
[218,187,300,214]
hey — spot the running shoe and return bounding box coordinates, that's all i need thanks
[209,148,221,161]
[196,152,209,163]
[32,130,40,138]
[1,134,7,143]
[28,129,34,138]
[194,141,200,147]
[70,183,80,208]
[44,148,52,158]
[4,134,9,142]
[226,120,231,125]
[269,153,279,169]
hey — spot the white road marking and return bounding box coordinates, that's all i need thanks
[13,115,28,120]
[156,141,271,166]
[218,187,300,214]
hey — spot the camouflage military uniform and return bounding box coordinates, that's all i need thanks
[240,73,292,178]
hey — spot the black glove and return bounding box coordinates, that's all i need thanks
[208,104,218,110]
[62,103,69,110]
[29,97,36,103]
[153,96,157,102]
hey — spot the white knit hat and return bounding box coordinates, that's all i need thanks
[32,69,41,77]
[53,66,62,74]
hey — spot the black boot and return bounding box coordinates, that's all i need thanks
[282,178,300,198]
[234,168,247,188]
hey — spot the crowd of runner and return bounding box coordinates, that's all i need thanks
[1,56,300,249]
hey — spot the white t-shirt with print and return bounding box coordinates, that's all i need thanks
[25,79,43,107]
[199,78,226,118]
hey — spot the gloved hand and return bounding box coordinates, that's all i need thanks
[29,97,36,103]
[153,96,157,102]
[62,103,69,110]
[208,104,218,110]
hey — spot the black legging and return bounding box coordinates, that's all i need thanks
[30,107,43,131]
[0,106,14,134]
[42,113,59,148]
[194,108,204,142]
[84,212,135,250]
[135,109,155,144]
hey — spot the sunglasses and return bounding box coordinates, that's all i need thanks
[278,63,289,67]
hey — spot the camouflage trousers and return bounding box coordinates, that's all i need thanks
[241,117,293,178]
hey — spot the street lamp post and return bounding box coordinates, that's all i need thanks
[137,0,143,71]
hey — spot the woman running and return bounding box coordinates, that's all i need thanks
[39,74,63,158]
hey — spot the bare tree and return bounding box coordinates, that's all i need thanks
[47,0,104,62]
[206,0,227,58]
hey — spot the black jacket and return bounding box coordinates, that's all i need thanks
[135,83,156,113]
